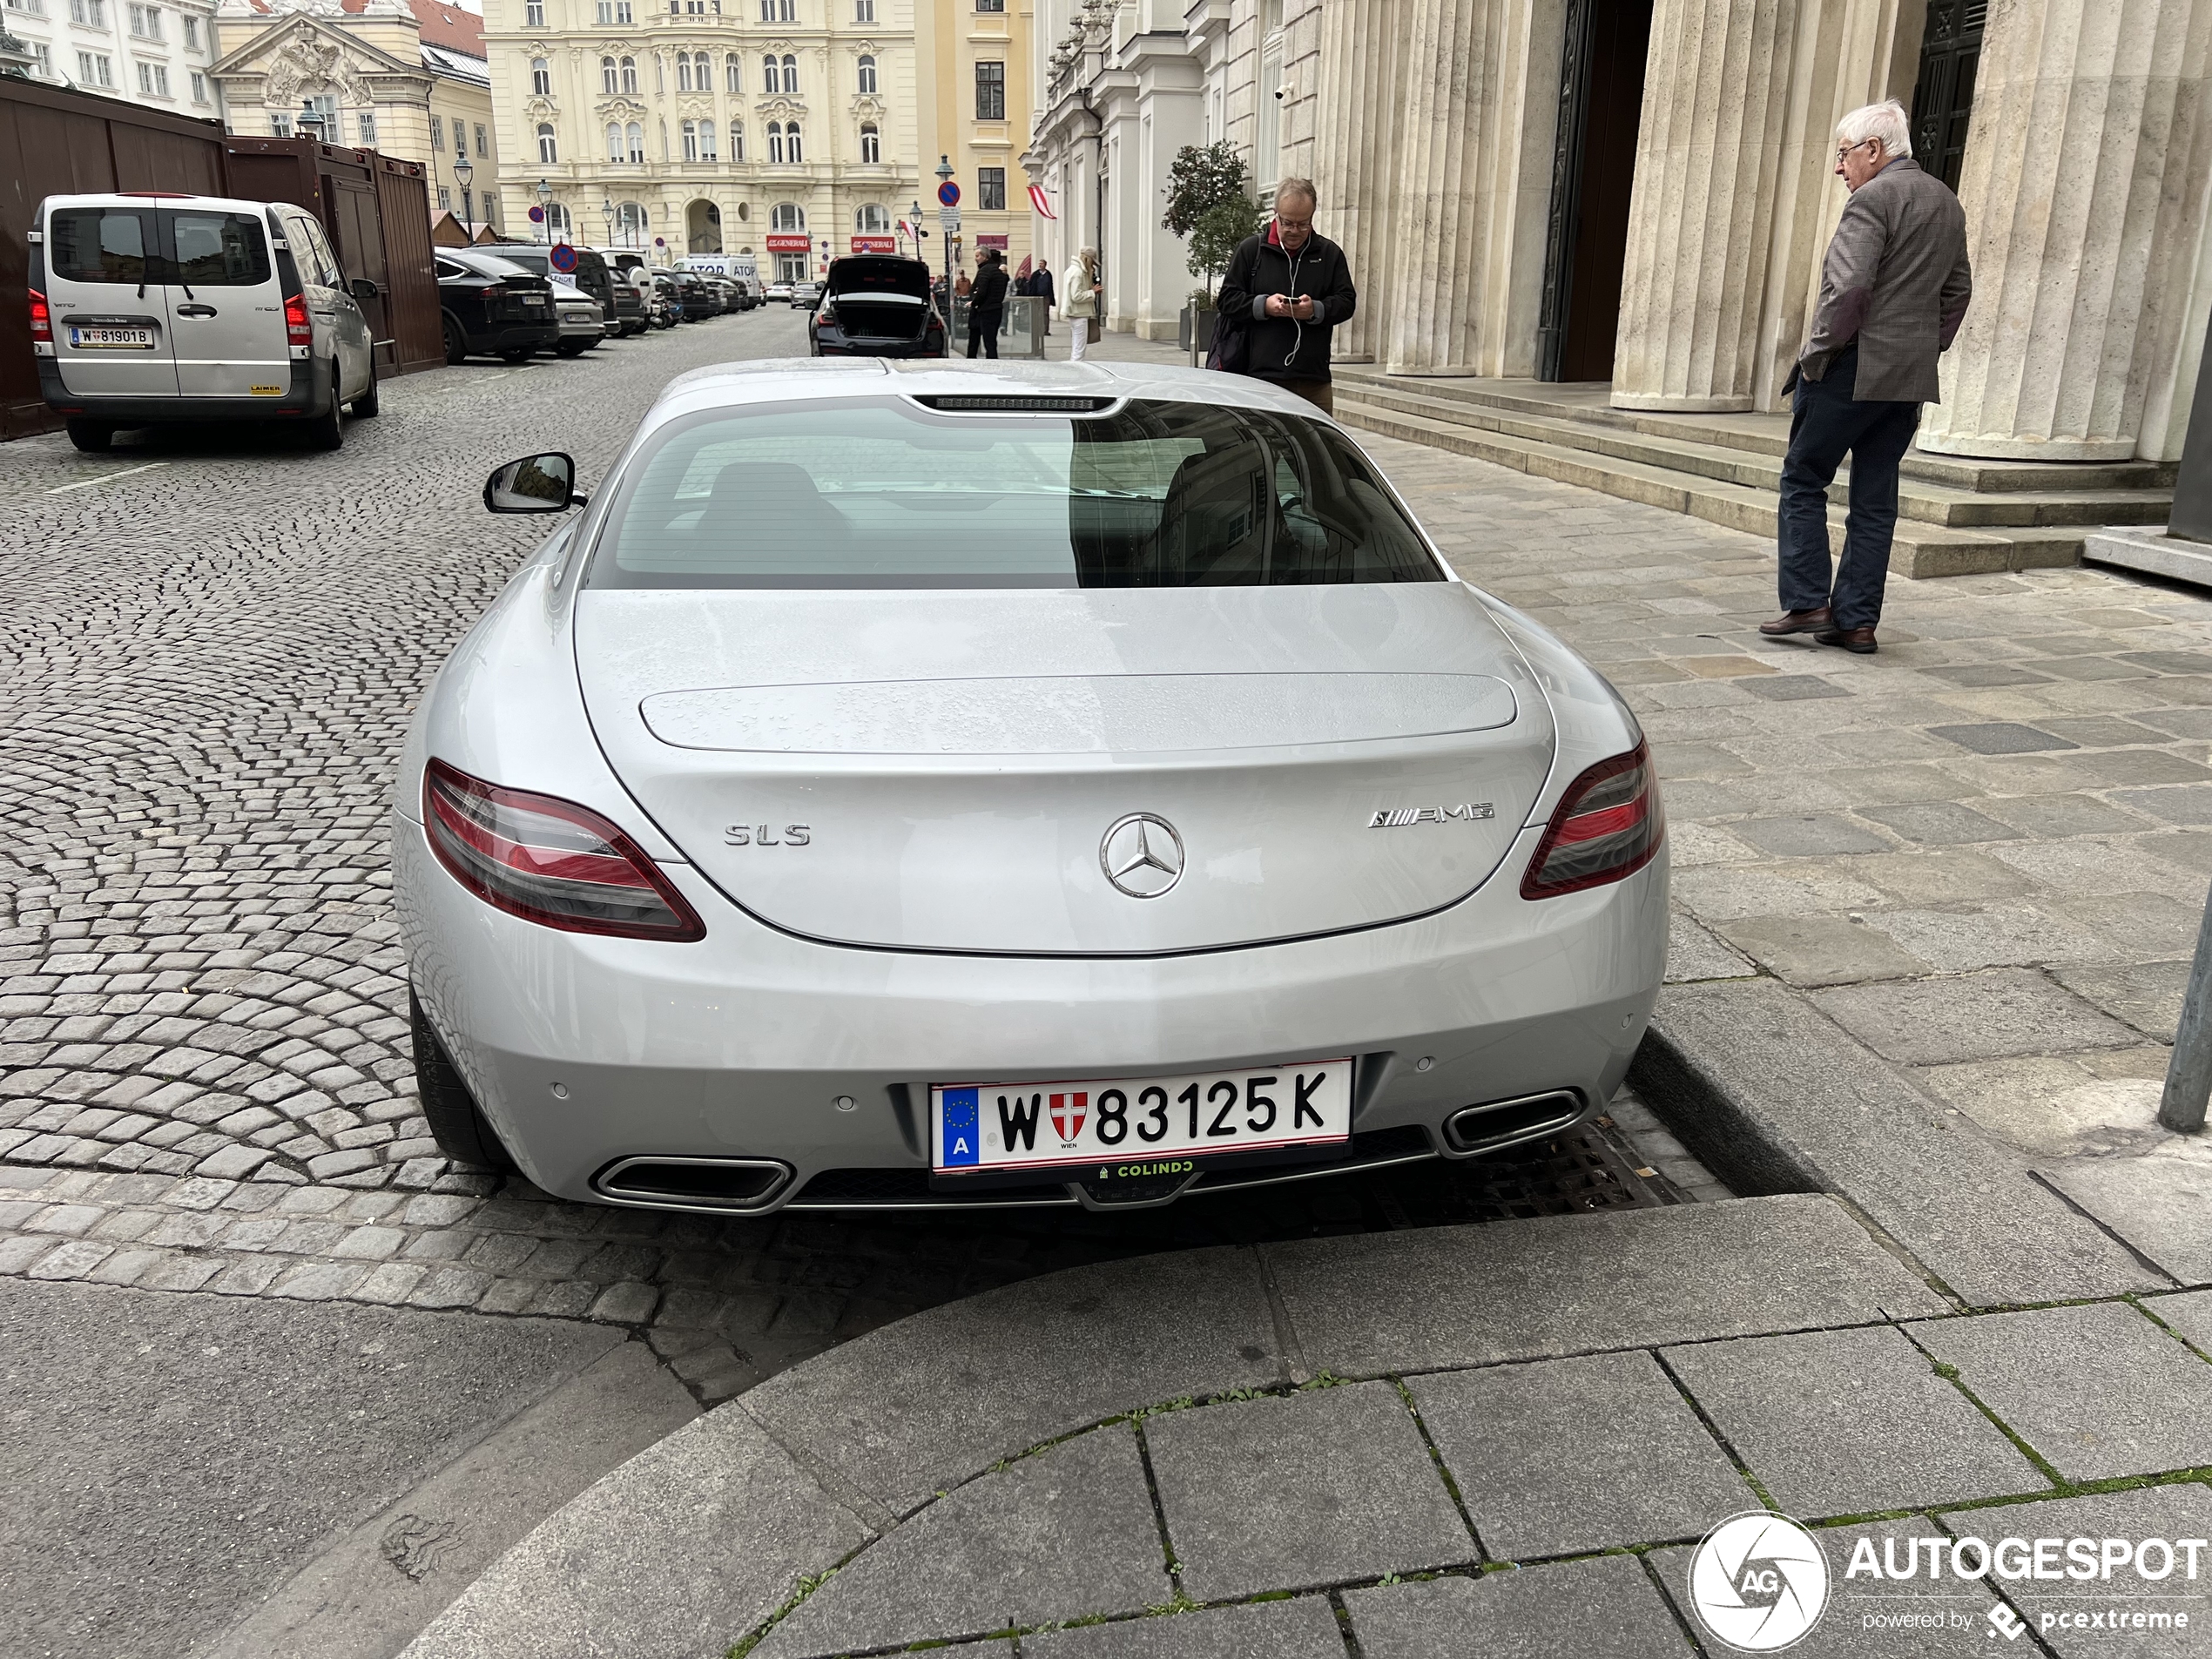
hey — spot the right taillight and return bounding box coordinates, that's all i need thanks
[29,287,52,345]
[1521,741,1663,900]
[422,759,705,941]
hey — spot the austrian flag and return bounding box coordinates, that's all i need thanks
[1049,1091,1088,1143]
[1028,182,1056,219]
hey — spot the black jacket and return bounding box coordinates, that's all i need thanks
[1028,265,1055,306]
[1217,227,1357,384]
[970,265,1009,314]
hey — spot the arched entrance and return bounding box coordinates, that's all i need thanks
[686,199,723,254]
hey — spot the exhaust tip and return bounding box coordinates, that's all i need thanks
[1443,1090,1585,1156]
[591,1156,794,1212]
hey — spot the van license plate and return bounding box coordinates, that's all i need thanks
[69,327,155,350]
[932,1059,1352,1175]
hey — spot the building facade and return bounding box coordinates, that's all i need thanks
[914,0,1033,280]
[0,0,223,117]
[480,0,918,275]
[1025,0,2212,465]
[212,0,504,233]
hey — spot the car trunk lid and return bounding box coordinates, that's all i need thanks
[578,583,1554,955]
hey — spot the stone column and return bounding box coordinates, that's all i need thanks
[1311,0,1405,362]
[1609,0,1797,410]
[1384,0,1500,374]
[1919,0,2212,460]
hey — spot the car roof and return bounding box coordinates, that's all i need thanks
[40,192,279,216]
[646,359,1341,426]
[442,249,536,277]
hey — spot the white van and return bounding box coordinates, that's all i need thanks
[31,192,380,453]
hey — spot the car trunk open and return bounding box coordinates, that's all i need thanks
[577,584,1557,955]
[823,256,933,343]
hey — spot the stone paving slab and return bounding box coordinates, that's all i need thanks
[1910,1303,2212,1482]
[1263,1193,1946,1378]
[1408,1350,1751,1556]
[1021,1595,1345,1658]
[1144,1380,1474,1601]
[2043,1157,2212,1284]
[1662,1325,2049,1517]
[1345,1554,1690,1659]
[2150,1289,2212,1356]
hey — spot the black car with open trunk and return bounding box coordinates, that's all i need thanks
[807,255,948,358]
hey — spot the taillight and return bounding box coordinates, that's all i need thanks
[284,293,312,345]
[815,304,837,326]
[1521,741,1663,900]
[481,284,507,298]
[29,288,51,344]
[421,759,705,941]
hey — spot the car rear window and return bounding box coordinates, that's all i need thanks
[49,207,152,285]
[588,398,1442,590]
[169,210,271,287]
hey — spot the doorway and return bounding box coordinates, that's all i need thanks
[1910,0,1984,191]
[1536,0,1655,383]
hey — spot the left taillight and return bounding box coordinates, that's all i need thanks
[29,288,52,345]
[1521,741,1663,900]
[284,292,313,345]
[421,759,705,941]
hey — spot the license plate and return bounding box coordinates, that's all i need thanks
[932,1059,1352,1176]
[69,327,154,350]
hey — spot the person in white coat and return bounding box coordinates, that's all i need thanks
[1062,247,1097,361]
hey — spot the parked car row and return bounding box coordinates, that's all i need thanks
[436,247,765,362]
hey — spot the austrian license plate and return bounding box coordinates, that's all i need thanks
[932,1059,1353,1177]
[69,327,154,350]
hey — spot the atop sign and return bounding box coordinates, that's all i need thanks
[937,179,961,207]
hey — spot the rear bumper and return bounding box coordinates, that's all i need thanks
[469,323,562,354]
[812,328,943,358]
[38,354,326,423]
[395,811,1669,1213]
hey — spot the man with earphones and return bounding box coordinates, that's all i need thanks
[1216,178,1357,415]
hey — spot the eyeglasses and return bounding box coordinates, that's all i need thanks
[1835,138,1879,163]
[1276,217,1313,234]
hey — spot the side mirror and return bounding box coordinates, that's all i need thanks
[349,277,380,302]
[484,452,586,513]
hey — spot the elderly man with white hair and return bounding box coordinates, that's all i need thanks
[1760,98,1972,654]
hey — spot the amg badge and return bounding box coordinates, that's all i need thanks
[1369,805,1494,828]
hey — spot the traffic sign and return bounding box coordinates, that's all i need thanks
[550,243,578,272]
[941,207,961,233]
[527,205,545,223]
[937,179,961,207]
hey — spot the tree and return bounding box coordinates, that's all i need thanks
[1161,141,1258,305]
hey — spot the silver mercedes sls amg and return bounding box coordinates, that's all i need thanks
[392,360,1668,1216]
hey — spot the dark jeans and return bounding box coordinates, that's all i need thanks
[966,308,1001,359]
[1777,347,1922,631]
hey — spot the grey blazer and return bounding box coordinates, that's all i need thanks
[1794,157,1973,404]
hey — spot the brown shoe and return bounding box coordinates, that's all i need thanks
[1816,626,1878,653]
[1758,606,1833,637]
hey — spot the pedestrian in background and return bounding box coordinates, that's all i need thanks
[1063,247,1097,362]
[968,248,1009,360]
[1761,98,1971,654]
[954,268,973,300]
[1216,178,1356,415]
[1029,255,1055,337]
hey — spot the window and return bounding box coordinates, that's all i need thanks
[135,60,168,96]
[524,0,543,22]
[855,53,874,93]
[617,201,647,240]
[357,111,376,144]
[654,52,663,91]
[725,51,740,91]
[5,0,51,18]
[181,13,197,45]
[771,202,803,230]
[620,55,637,93]
[699,119,717,160]
[475,124,489,157]
[189,70,206,101]
[975,0,1002,9]
[429,115,445,149]
[597,0,610,17]
[531,56,550,94]
[589,403,1443,590]
[975,60,1004,121]
[677,54,691,91]
[692,50,710,86]
[681,118,698,160]
[854,203,889,232]
[760,53,775,92]
[854,0,871,17]
[453,116,467,152]
[617,0,631,17]
[438,184,452,210]
[69,0,104,27]
[536,122,558,163]
[50,206,152,283]
[607,121,624,160]
[765,120,782,165]
[785,122,800,163]
[627,120,644,161]
[546,203,571,235]
[125,2,157,37]
[601,55,617,92]
[77,51,113,84]
[732,120,744,158]
[978,166,1004,211]
[758,0,791,17]
[859,124,878,164]
[33,43,53,76]
[780,52,798,92]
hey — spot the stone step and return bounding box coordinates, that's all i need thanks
[1329,367,2178,495]
[1335,380,2171,530]
[1335,396,2083,580]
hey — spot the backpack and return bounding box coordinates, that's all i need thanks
[1205,302,1247,373]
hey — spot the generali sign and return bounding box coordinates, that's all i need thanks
[764,234,811,251]
[850,236,896,253]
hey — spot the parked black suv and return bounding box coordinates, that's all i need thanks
[435,249,562,363]
[808,256,948,357]
[486,244,645,337]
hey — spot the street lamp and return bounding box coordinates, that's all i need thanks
[602,195,615,248]
[452,155,474,242]
[536,177,553,245]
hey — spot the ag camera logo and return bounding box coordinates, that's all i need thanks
[1689,1512,1831,1651]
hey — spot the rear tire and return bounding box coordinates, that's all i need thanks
[443,315,468,365]
[65,419,113,453]
[411,991,519,1174]
[351,366,380,417]
[305,367,343,450]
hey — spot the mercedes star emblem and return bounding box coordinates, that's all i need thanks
[1100,813,1185,900]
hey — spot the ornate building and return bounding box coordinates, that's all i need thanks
[481,0,917,274]
[212,0,502,233]
[1025,0,2212,467]
[914,0,1035,280]
[1,0,222,115]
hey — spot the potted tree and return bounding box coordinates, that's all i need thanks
[1162,141,1260,361]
